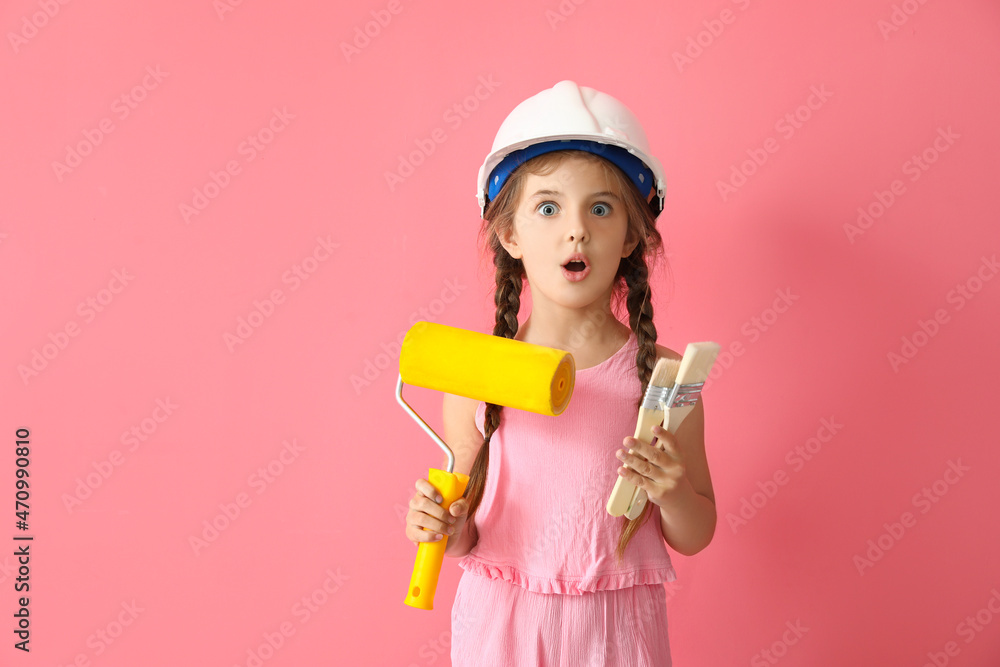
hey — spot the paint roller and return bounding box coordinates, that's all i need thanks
[397,321,576,610]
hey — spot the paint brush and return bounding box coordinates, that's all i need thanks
[607,342,720,519]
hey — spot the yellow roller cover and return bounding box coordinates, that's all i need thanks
[399,321,575,416]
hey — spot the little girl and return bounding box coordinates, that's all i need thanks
[404,80,716,667]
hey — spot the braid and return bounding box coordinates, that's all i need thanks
[463,248,523,527]
[615,246,660,565]
[624,247,659,414]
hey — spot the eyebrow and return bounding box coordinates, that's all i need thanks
[527,189,621,201]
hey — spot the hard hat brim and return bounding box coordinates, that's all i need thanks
[478,135,665,219]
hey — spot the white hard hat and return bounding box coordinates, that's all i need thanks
[477,80,666,219]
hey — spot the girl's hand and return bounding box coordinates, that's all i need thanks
[615,424,689,509]
[404,477,469,545]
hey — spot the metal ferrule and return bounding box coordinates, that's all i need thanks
[641,383,672,411]
[642,380,706,412]
[670,381,706,408]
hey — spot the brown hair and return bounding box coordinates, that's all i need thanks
[468,149,670,564]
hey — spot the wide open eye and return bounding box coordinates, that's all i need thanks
[538,202,558,216]
[591,202,611,216]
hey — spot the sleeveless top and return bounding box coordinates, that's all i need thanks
[458,330,677,595]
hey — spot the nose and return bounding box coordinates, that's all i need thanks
[565,207,589,243]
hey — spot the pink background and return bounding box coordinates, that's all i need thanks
[2,0,999,665]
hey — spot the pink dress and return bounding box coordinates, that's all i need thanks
[451,330,676,666]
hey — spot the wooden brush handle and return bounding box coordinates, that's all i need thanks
[606,407,662,517]
[625,403,692,520]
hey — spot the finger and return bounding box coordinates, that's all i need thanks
[420,482,467,526]
[407,508,443,539]
[616,447,648,476]
[411,525,446,543]
[628,435,669,466]
[619,446,668,483]
[651,429,687,484]
[622,436,650,463]
[417,480,458,520]
[410,491,455,527]
[417,504,457,534]
[406,512,447,542]
[416,479,444,504]
[652,426,681,461]
[617,462,646,487]
[426,496,458,528]
[621,438,662,470]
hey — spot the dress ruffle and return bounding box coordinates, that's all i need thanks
[458,554,676,596]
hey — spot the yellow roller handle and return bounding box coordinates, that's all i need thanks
[404,469,470,610]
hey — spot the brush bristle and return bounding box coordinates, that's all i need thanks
[650,357,681,388]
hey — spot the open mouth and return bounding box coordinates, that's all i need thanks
[561,258,591,281]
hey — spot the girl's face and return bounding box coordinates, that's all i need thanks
[500,154,639,312]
